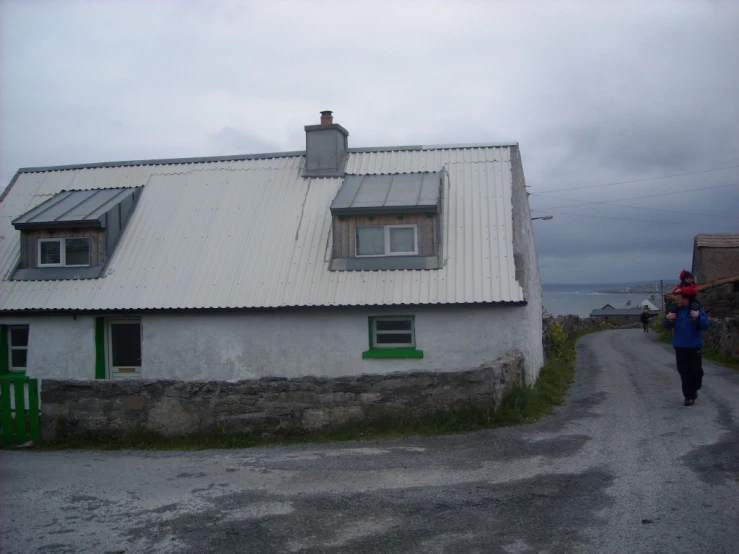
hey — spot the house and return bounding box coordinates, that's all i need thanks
[692,234,739,283]
[589,308,653,325]
[637,299,659,311]
[0,112,544,385]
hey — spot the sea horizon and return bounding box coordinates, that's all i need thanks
[542,281,668,317]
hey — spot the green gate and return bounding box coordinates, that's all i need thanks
[0,374,41,445]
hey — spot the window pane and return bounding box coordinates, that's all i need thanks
[10,326,29,347]
[40,241,61,264]
[376,333,413,345]
[376,319,412,331]
[11,349,27,368]
[65,238,91,266]
[356,227,385,256]
[111,323,142,366]
[389,227,415,253]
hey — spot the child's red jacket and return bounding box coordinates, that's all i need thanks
[671,270,698,297]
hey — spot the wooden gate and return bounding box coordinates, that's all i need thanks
[0,374,41,445]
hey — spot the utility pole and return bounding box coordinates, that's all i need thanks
[660,280,664,312]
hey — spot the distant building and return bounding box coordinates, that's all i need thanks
[689,234,739,318]
[589,308,654,325]
[637,299,659,311]
[692,234,739,283]
[600,304,615,310]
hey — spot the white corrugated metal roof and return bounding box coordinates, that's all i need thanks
[0,146,525,311]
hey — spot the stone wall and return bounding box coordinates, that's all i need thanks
[40,351,525,440]
[703,317,739,358]
[701,283,739,319]
[542,315,613,357]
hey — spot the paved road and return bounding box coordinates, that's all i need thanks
[1,329,738,554]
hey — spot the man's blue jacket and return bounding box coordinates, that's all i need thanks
[663,307,711,348]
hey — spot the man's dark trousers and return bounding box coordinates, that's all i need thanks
[674,347,703,400]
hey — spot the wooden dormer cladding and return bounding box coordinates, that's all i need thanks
[20,228,106,269]
[333,213,437,259]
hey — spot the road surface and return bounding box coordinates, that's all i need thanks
[1,329,738,553]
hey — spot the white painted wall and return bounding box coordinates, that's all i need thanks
[139,306,530,380]
[510,146,544,383]
[6,307,534,381]
[1,315,96,380]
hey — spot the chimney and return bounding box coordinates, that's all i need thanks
[303,110,349,178]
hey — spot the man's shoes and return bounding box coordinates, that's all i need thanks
[684,398,694,406]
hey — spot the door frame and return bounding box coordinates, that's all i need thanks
[106,317,142,379]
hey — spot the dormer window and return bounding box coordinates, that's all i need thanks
[11,187,142,281]
[38,237,91,267]
[329,171,443,271]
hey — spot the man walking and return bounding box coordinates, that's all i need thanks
[640,306,651,333]
[664,292,710,406]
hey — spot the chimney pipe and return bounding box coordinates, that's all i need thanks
[320,110,333,125]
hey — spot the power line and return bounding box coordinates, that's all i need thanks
[531,182,739,210]
[534,163,739,194]
[554,211,739,229]
[556,212,682,225]
[532,200,739,220]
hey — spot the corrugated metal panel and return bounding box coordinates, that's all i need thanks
[694,234,739,248]
[0,148,524,310]
[331,172,441,213]
[12,188,136,228]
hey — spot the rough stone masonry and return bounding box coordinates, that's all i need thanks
[40,351,525,440]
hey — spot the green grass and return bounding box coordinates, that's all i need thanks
[652,314,739,371]
[38,329,593,451]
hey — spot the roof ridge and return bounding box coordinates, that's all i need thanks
[15,142,518,175]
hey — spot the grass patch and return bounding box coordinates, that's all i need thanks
[37,326,596,451]
[701,345,739,371]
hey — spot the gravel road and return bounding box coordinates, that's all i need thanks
[1,329,738,554]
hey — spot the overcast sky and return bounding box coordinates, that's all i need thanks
[1,0,737,284]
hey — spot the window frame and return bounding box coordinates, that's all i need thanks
[370,316,416,349]
[355,224,418,258]
[107,317,142,379]
[8,325,29,373]
[37,237,92,268]
[37,238,63,267]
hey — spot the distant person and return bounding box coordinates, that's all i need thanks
[640,306,650,333]
[663,292,710,406]
[668,270,701,321]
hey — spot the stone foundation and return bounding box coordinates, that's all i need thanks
[41,351,525,440]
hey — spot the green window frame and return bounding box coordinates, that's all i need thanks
[362,316,424,359]
[0,325,29,376]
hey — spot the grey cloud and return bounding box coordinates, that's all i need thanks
[1,0,738,283]
[209,126,280,155]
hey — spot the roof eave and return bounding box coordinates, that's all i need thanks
[12,220,104,231]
